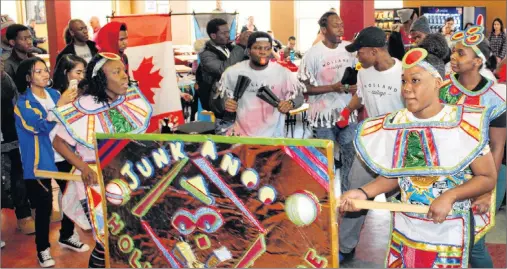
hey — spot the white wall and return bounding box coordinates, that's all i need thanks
[222,1,271,32]
[71,0,112,39]
[295,1,340,52]
[374,0,403,9]
[168,0,191,45]
[1,0,19,23]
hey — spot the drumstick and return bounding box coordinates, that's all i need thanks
[289,103,309,115]
[338,199,434,214]
[34,170,82,181]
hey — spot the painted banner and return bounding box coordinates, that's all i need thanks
[193,13,238,41]
[95,134,338,268]
[111,15,184,132]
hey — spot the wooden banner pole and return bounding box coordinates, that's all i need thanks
[338,199,431,214]
[34,170,82,181]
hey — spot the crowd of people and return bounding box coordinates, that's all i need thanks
[1,16,139,268]
[1,8,506,269]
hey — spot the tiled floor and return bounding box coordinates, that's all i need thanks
[1,198,505,268]
[1,209,94,268]
[487,208,507,244]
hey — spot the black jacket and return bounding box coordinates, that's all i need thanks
[56,40,98,65]
[196,41,247,117]
[1,73,18,143]
[4,51,34,79]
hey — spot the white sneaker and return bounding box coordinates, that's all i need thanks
[59,232,90,252]
[1,240,5,248]
[37,248,55,268]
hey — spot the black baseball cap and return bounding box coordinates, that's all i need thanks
[345,26,387,52]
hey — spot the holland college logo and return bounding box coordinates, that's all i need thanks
[362,82,399,98]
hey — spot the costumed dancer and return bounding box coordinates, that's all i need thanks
[443,26,499,82]
[340,42,497,268]
[52,53,152,268]
[440,26,506,268]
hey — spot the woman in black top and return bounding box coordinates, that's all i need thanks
[489,18,506,63]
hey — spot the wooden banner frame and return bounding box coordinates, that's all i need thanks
[94,133,338,268]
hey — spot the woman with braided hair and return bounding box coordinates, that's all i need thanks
[340,35,497,267]
[52,52,152,268]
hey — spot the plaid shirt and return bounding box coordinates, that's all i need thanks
[489,32,507,59]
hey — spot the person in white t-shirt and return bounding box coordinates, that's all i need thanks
[218,31,305,137]
[336,26,406,264]
[338,26,405,125]
[298,11,357,185]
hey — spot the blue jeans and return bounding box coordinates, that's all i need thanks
[469,164,506,268]
[496,165,506,210]
[313,123,357,192]
[470,237,492,268]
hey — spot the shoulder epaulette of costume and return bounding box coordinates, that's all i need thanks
[52,86,152,149]
[354,105,493,177]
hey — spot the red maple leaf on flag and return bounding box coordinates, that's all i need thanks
[132,57,163,103]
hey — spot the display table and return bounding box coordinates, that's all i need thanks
[175,54,198,62]
[175,65,192,73]
[174,47,194,54]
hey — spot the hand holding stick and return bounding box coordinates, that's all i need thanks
[338,199,453,216]
[34,170,82,181]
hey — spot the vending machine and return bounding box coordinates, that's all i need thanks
[420,6,463,33]
[421,6,487,33]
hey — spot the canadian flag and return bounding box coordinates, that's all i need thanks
[112,14,184,132]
